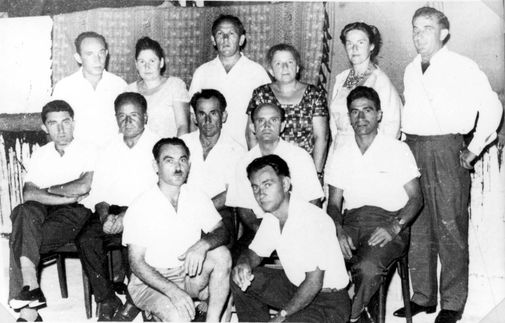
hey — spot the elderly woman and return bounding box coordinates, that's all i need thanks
[127,36,190,137]
[246,43,329,177]
[327,22,402,166]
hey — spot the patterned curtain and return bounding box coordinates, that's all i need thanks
[52,2,325,87]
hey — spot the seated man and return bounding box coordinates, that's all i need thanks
[123,138,231,322]
[326,86,423,323]
[231,155,350,322]
[77,92,160,321]
[180,89,246,246]
[8,100,96,322]
[226,102,323,258]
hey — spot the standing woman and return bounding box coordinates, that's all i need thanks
[127,36,190,137]
[327,22,402,165]
[246,43,329,178]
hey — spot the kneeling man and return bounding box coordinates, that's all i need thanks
[326,86,423,322]
[122,138,231,322]
[231,155,350,323]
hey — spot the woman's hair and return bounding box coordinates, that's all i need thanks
[266,43,303,80]
[135,36,166,74]
[340,22,382,63]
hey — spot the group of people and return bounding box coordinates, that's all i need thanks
[6,6,502,323]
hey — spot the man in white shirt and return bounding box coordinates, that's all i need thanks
[8,100,95,322]
[52,31,127,149]
[189,15,270,148]
[231,154,350,322]
[123,138,231,322]
[326,86,423,323]
[180,89,246,247]
[76,92,160,321]
[226,102,324,259]
[395,7,503,323]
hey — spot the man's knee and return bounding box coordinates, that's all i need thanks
[10,201,44,223]
[207,246,232,271]
[353,259,382,282]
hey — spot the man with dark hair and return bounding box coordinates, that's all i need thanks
[190,15,270,148]
[394,7,503,323]
[226,102,323,259]
[326,86,423,323]
[231,154,350,323]
[52,31,126,149]
[77,92,160,321]
[8,100,96,322]
[123,138,231,322]
[181,89,245,247]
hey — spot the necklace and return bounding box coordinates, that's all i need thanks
[343,65,373,90]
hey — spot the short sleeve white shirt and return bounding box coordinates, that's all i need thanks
[180,131,246,199]
[226,139,323,217]
[83,128,160,209]
[326,134,420,212]
[24,139,96,188]
[122,184,221,268]
[189,55,270,148]
[52,69,127,149]
[249,197,349,289]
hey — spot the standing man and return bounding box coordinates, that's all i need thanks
[231,155,350,323]
[190,15,270,148]
[326,86,423,323]
[123,138,231,322]
[77,92,160,321]
[8,100,95,322]
[394,7,503,323]
[180,89,246,246]
[52,31,127,149]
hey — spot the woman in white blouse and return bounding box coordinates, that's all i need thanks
[127,37,190,137]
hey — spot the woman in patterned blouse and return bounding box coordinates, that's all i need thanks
[246,43,329,178]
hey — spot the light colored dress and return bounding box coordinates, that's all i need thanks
[127,76,190,138]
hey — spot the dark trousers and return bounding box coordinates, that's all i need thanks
[406,134,470,312]
[231,266,350,323]
[76,215,125,303]
[343,206,409,319]
[9,201,91,300]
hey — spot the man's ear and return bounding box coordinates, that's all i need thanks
[211,36,217,47]
[280,120,286,134]
[221,110,228,124]
[440,29,449,42]
[282,176,291,193]
[249,119,256,135]
[191,111,198,126]
[41,124,48,134]
[152,159,159,174]
[74,53,83,65]
[377,110,383,123]
[160,57,165,69]
[239,34,246,47]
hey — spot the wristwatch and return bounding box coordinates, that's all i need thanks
[279,309,288,317]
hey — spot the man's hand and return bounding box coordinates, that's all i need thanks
[166,286,195,321]
[336,226,355,259]
[459,148,477,169]
[102,214,123,235]
[178,242,208,277]
[269,313,286,323]
[368,224,399,248]
[232,263,255,291]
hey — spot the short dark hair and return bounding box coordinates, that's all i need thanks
[152,137,190,161]
[412,6,451,44]
[74,31,107,54]
[246,154,291,180]
[346,86,381,111]
[340,22,382,63]
[41,100,74,124]
[266,43,303,80]
[212,14,245,37]
[114,92,147,114]
[250,102,286,123]
[134,36,166,74]
[190,89,227,113]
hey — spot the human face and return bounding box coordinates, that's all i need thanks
[212,21,245,58]
[194,97,227,138]
[154,144,190,187]
[116,102,147,140]
[135,49,163,81]
[75,37,107,77]
[251,105,284,144]
[344,29,374,66]
[348,97,382,137]
[249,166,289,213]
[268,50,299,83]
[412,15,448,62]
[42,111,74,147]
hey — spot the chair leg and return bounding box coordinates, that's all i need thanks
[82,269,93,319]
[378,276,387,323]
[398,256,412,323]
[56,254,68,298]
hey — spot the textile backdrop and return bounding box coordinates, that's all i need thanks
[52,2,325,88]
